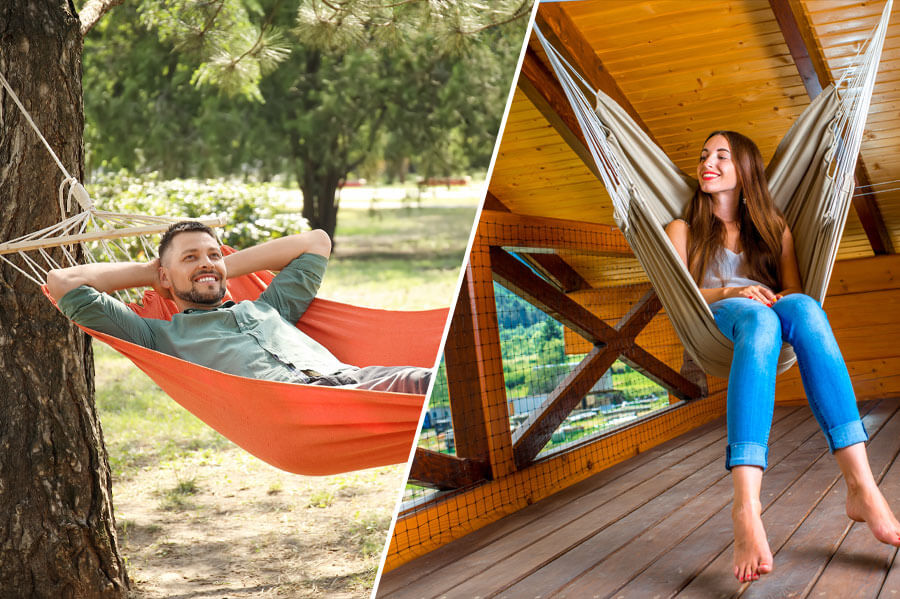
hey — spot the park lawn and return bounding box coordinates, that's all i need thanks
[319,205,477,309]
[96,197,478,598]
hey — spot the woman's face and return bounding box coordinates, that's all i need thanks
[697,134,740,197]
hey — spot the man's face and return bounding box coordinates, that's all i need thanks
[159,231,227,310]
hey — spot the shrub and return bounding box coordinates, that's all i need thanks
[86,170,308,258]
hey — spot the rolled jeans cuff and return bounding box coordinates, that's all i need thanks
[726,442,768,471]
[826,419,868,452]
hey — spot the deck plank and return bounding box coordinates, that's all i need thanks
[579,404,886,599]
[380,414,738,598]
[454,411,806,597]
[804,422,900,597]
[488,408,813,598]
[552,403,841,598]
[377,400,900,599]
[675,400,898,598]
[378,415,732,597]
[500,411,818,598]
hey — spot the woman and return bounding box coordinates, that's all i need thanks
[665,130,900,583]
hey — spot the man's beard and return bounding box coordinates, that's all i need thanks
[174,281,227,306]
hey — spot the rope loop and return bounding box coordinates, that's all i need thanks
[57,177,94,219]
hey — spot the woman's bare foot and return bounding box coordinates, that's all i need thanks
[835,443,900,546]
[846,483,900,546]
[732,499,773,583]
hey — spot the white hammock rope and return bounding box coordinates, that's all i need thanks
[0,69,226,299]
[533,0,892,378]
[536,27,634,231]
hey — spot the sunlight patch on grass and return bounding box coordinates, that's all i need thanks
[94,342,230,479]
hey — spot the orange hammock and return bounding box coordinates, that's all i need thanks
[51,261,447,476]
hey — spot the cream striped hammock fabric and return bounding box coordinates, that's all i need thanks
[534,0,893,379]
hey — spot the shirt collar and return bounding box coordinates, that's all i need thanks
[183,300,236,314]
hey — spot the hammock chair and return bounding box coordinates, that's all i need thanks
[0,73,446,477]
[534,0,893,379]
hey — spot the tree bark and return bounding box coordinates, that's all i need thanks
[0,2,128,596]
[299,166,342,240]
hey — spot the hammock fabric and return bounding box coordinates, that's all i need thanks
[57,254,447,476]
[1,67,446,476]
[535,0,892,379]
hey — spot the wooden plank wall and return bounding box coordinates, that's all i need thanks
[776,253,900,402]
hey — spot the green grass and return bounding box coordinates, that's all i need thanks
[158,476,202,511]
[342,510,392,558]
[308,489,335,509]
[94,342,230,479]
[320,205,478,309]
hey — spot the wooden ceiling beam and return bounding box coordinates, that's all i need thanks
[482,190,510,213]
[519,4,661,187]
[519,46,603,182]
[769,0,894,255]
[535,4,658,145]
[768,0,827,97]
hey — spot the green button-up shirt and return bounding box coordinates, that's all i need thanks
[57,253,349,383]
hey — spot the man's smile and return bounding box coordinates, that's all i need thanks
[193,273,220,284]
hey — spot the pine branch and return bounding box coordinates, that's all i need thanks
[462,1,533,35]
[230,0,283,68]
[198,0,228,40]
[79,0,125,35]
[375,0,420,8]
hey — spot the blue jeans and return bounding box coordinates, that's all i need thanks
[711,293,867,470]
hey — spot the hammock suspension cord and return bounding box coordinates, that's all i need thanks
[0,70,224,301]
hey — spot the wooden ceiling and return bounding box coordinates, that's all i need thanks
[489,0,900,286]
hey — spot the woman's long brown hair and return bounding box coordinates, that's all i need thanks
[685,130,785,290]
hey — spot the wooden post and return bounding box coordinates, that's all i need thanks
[444,274,492,462]
[466,237,516,478]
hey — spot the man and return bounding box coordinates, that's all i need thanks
[47,221,431,394]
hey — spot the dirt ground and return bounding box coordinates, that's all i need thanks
[115,448,404,598]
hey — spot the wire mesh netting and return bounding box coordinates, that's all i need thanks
[389,215,718,566]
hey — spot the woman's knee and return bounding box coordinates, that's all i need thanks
[775,293,820,316]
[774,293,830,340]
[735,302,781,339]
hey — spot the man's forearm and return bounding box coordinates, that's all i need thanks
[47,261,156,301]
[224,229,331,279]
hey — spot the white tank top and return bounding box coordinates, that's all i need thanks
[700,248,772,291]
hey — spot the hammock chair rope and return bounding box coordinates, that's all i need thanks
[0,67,442,475]
[533,0,893,379]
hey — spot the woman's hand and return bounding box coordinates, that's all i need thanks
[726,285,779,306]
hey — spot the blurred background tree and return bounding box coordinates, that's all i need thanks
[83,0,532,238]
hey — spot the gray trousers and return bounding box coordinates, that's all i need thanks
[306,365,431,394]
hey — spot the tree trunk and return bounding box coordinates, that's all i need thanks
[292,157,347,241]
[0,2,128,597]
[299,168,342,240]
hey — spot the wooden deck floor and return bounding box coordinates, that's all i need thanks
[378,398,900,598]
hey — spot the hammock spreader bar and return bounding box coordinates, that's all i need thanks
[533,0,892,379]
